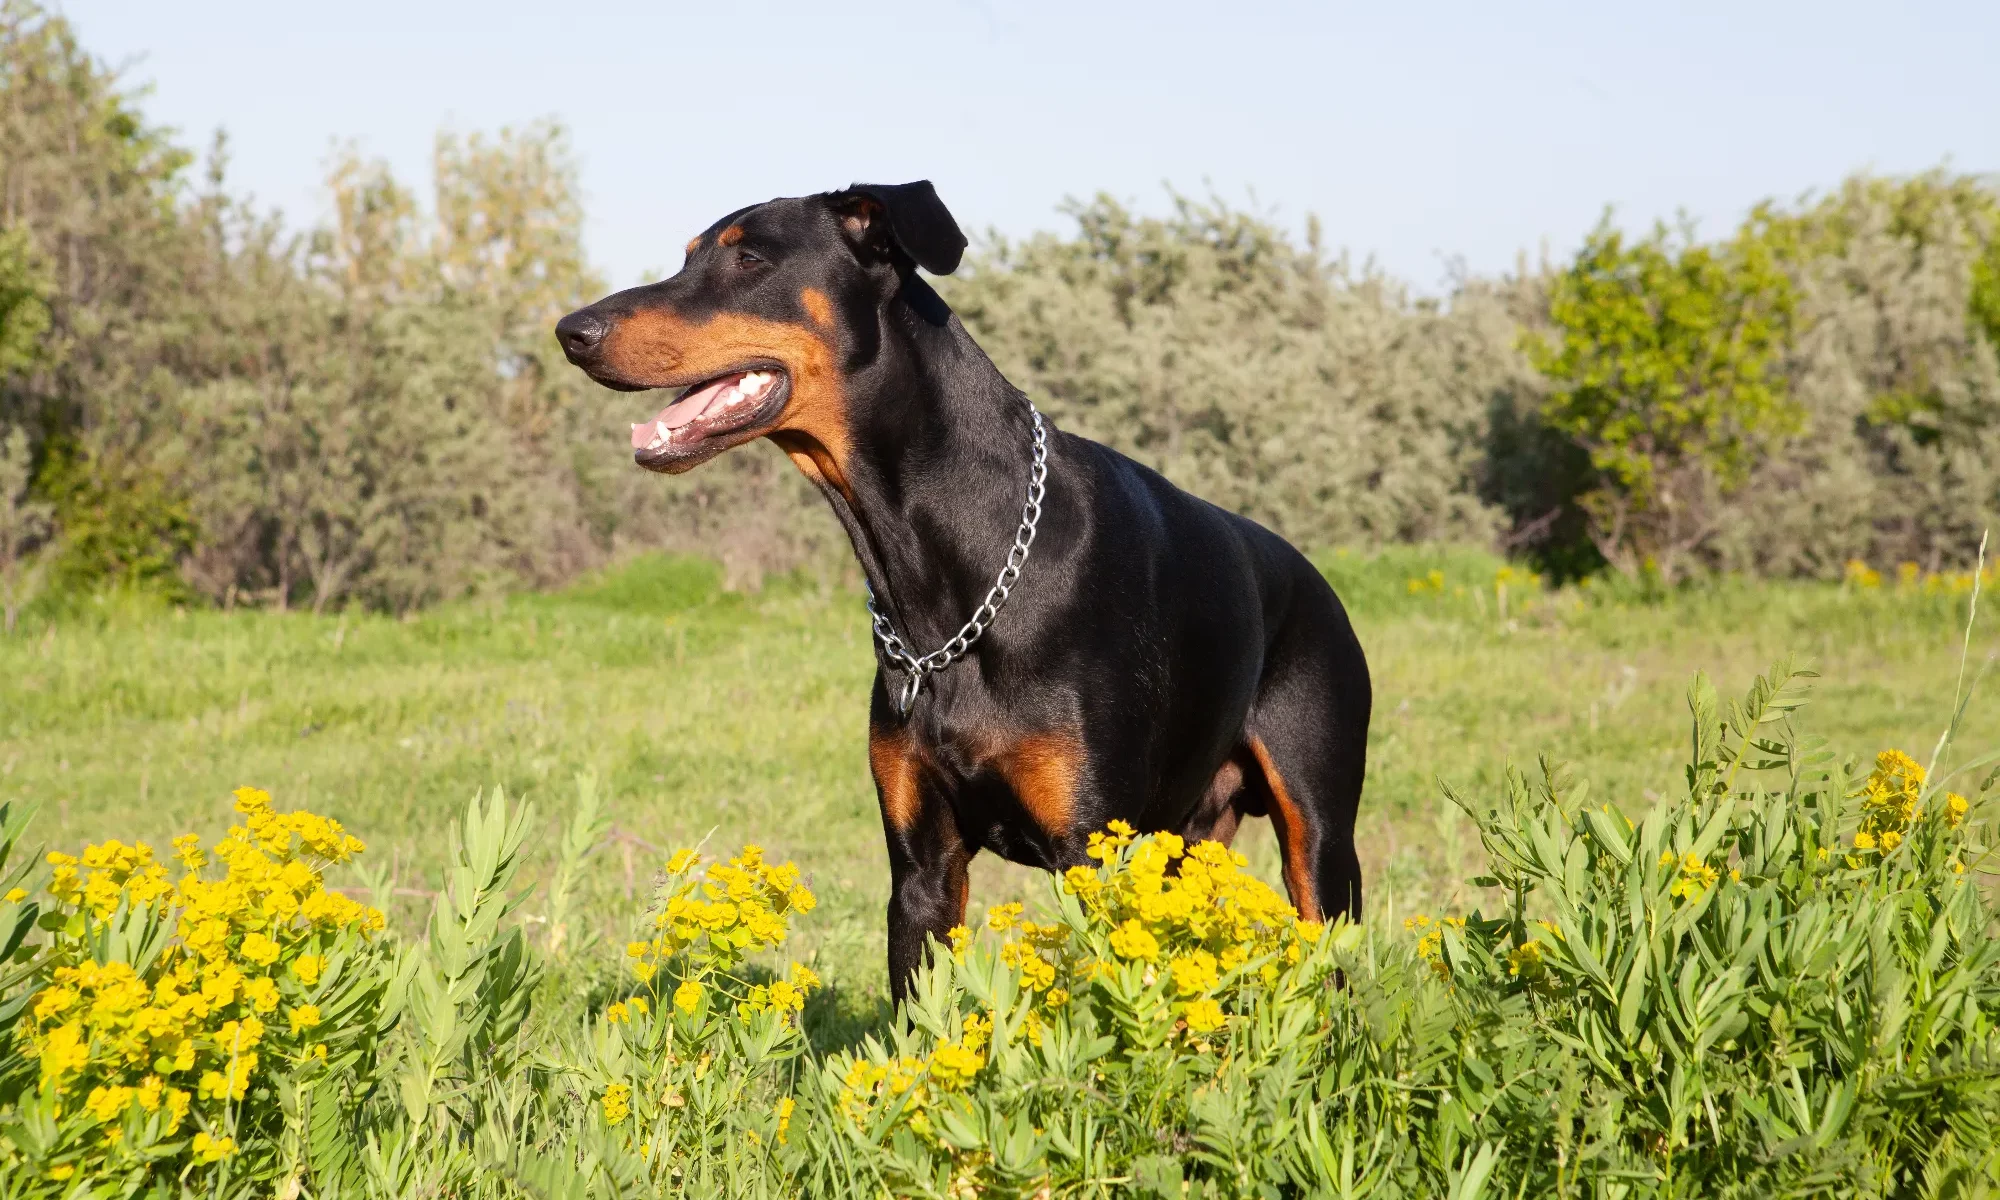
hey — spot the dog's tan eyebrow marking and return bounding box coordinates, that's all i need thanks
[685,236,702,254]
[717,225,744,247]
[800,287,834,329]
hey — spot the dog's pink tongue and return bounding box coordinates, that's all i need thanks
[628,377,736,448]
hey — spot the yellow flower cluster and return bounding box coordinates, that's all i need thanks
[16,787,381,1158]
[1407,569,1446,595]
[1506,940,1547,980]
[1845,559,1996,595]
[626,844,817,983]
[737,964,821,1020]
[1063,823,1314,1034]
[1660,850,1721,900]
[840,824,1325,1136]
[604,997,649,1024]
[836,1009,997,1130]
[601,1082,632,1126]
[1851,749,1925,857]
[840,1054,934,1125]
[1405,914,1463,980]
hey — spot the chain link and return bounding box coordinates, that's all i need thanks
[866,403,1048,716]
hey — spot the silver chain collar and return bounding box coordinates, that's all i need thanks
[866,403,1049,717]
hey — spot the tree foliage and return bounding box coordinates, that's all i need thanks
[1523,215,1803,580]
[2,2,1999,618]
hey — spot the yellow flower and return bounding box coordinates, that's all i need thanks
[1853,830,1877,851]
[1107,919,1159,962]
[238,931,281,966]
[243,976,280,1013]
[172,833,206,869]
[673,980,702,1014]
[288,1004,322,1034]
[775,1095,796,1143]
[930,1041,985,1087]
[292,954,324,986]
[1168,950,1219,996]
[627,996,649,1017]
[1506,941,1546,980]
[768,979,805,1014]
[601,1083,632,1126]
[2,888,24,904]
[165,1087,190,1128]
[1183,997,1226,1033]
[1945,793,1970,829]
[665,848,700,874]
[1668,853,1719,900]
[191,1131,238,1163]
[84,1085,133,1122]
[605,1002,630,1024]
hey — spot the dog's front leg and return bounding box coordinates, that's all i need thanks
[870,722,974,1004]
[884,833,971,1004]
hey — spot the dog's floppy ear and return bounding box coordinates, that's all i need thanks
[828,181,966,276]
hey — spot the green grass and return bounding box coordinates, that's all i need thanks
[2,548,1994,1013]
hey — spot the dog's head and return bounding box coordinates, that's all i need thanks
[554,181,966,481]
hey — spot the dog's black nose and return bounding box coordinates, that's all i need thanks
[555,310,608,360]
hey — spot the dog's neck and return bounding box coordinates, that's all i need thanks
[803,276,1045,660]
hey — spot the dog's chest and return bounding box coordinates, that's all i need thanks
[872,718,1089,864]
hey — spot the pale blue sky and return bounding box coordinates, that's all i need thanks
[63,0,2000,291]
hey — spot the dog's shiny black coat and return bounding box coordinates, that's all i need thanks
[557,182,1369,999]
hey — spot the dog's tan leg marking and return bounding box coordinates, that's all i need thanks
[1249,735,1320,921]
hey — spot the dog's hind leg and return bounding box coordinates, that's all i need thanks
[1177,748,1264,849]
[1240,578,1370,923]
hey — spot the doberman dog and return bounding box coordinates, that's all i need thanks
[555,182,1370,1001]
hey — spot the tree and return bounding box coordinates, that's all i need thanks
[0,221,50,630]
[1523,214,1802,581]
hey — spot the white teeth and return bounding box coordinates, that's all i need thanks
[656,420,670,440]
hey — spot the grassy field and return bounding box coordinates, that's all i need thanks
[2,546,1994,1013]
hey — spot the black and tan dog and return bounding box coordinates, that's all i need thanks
[555,182,1370,999]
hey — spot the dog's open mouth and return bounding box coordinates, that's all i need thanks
[628,368,789,466]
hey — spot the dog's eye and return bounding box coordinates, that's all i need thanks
[735,250,766,269]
